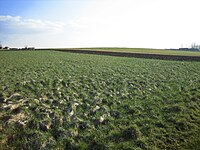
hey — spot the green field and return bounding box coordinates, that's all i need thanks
[0,51,200,149]
[56,47,200,56]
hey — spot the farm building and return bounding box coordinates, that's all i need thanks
[22,47,35,50]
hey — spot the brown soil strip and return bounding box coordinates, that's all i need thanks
[1,49,200,61]
[54,49,200,61]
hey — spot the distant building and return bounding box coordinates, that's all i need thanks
[10,48,19,50]
[179,48,189,51]
[28,47,35,50]
[22,47,35,50]
[179,47,200,51]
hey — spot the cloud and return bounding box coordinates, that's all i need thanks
[0,15,65,34]
[68,20,88,30]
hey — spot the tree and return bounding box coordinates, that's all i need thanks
[0,41,2,49]
[191,43,200,51]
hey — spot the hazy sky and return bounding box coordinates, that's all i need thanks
[0,0,200,48]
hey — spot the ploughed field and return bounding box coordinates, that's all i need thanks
[0,51,200,149]
[56,47,200,56]
[49,48,200,61]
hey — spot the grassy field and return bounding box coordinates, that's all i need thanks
[57,47,200,56]
[0,51,200,149]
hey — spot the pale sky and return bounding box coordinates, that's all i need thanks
[0,0,200,49]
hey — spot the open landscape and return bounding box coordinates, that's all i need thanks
[0,50,200,149]
[1,0,200,149]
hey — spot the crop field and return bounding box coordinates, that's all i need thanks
[58,48,200,56]
[0,51,200,149]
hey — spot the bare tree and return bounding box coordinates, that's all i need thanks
[191,43,200,50]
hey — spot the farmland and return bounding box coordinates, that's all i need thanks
[56,47,200,56]
[51,48,200,61]
[0,50,200,149]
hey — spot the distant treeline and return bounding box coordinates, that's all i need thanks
[166,48,200,52]
[166,43,200,52]
[0,47,35,50]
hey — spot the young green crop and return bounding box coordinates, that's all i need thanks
[0,51,200,149]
